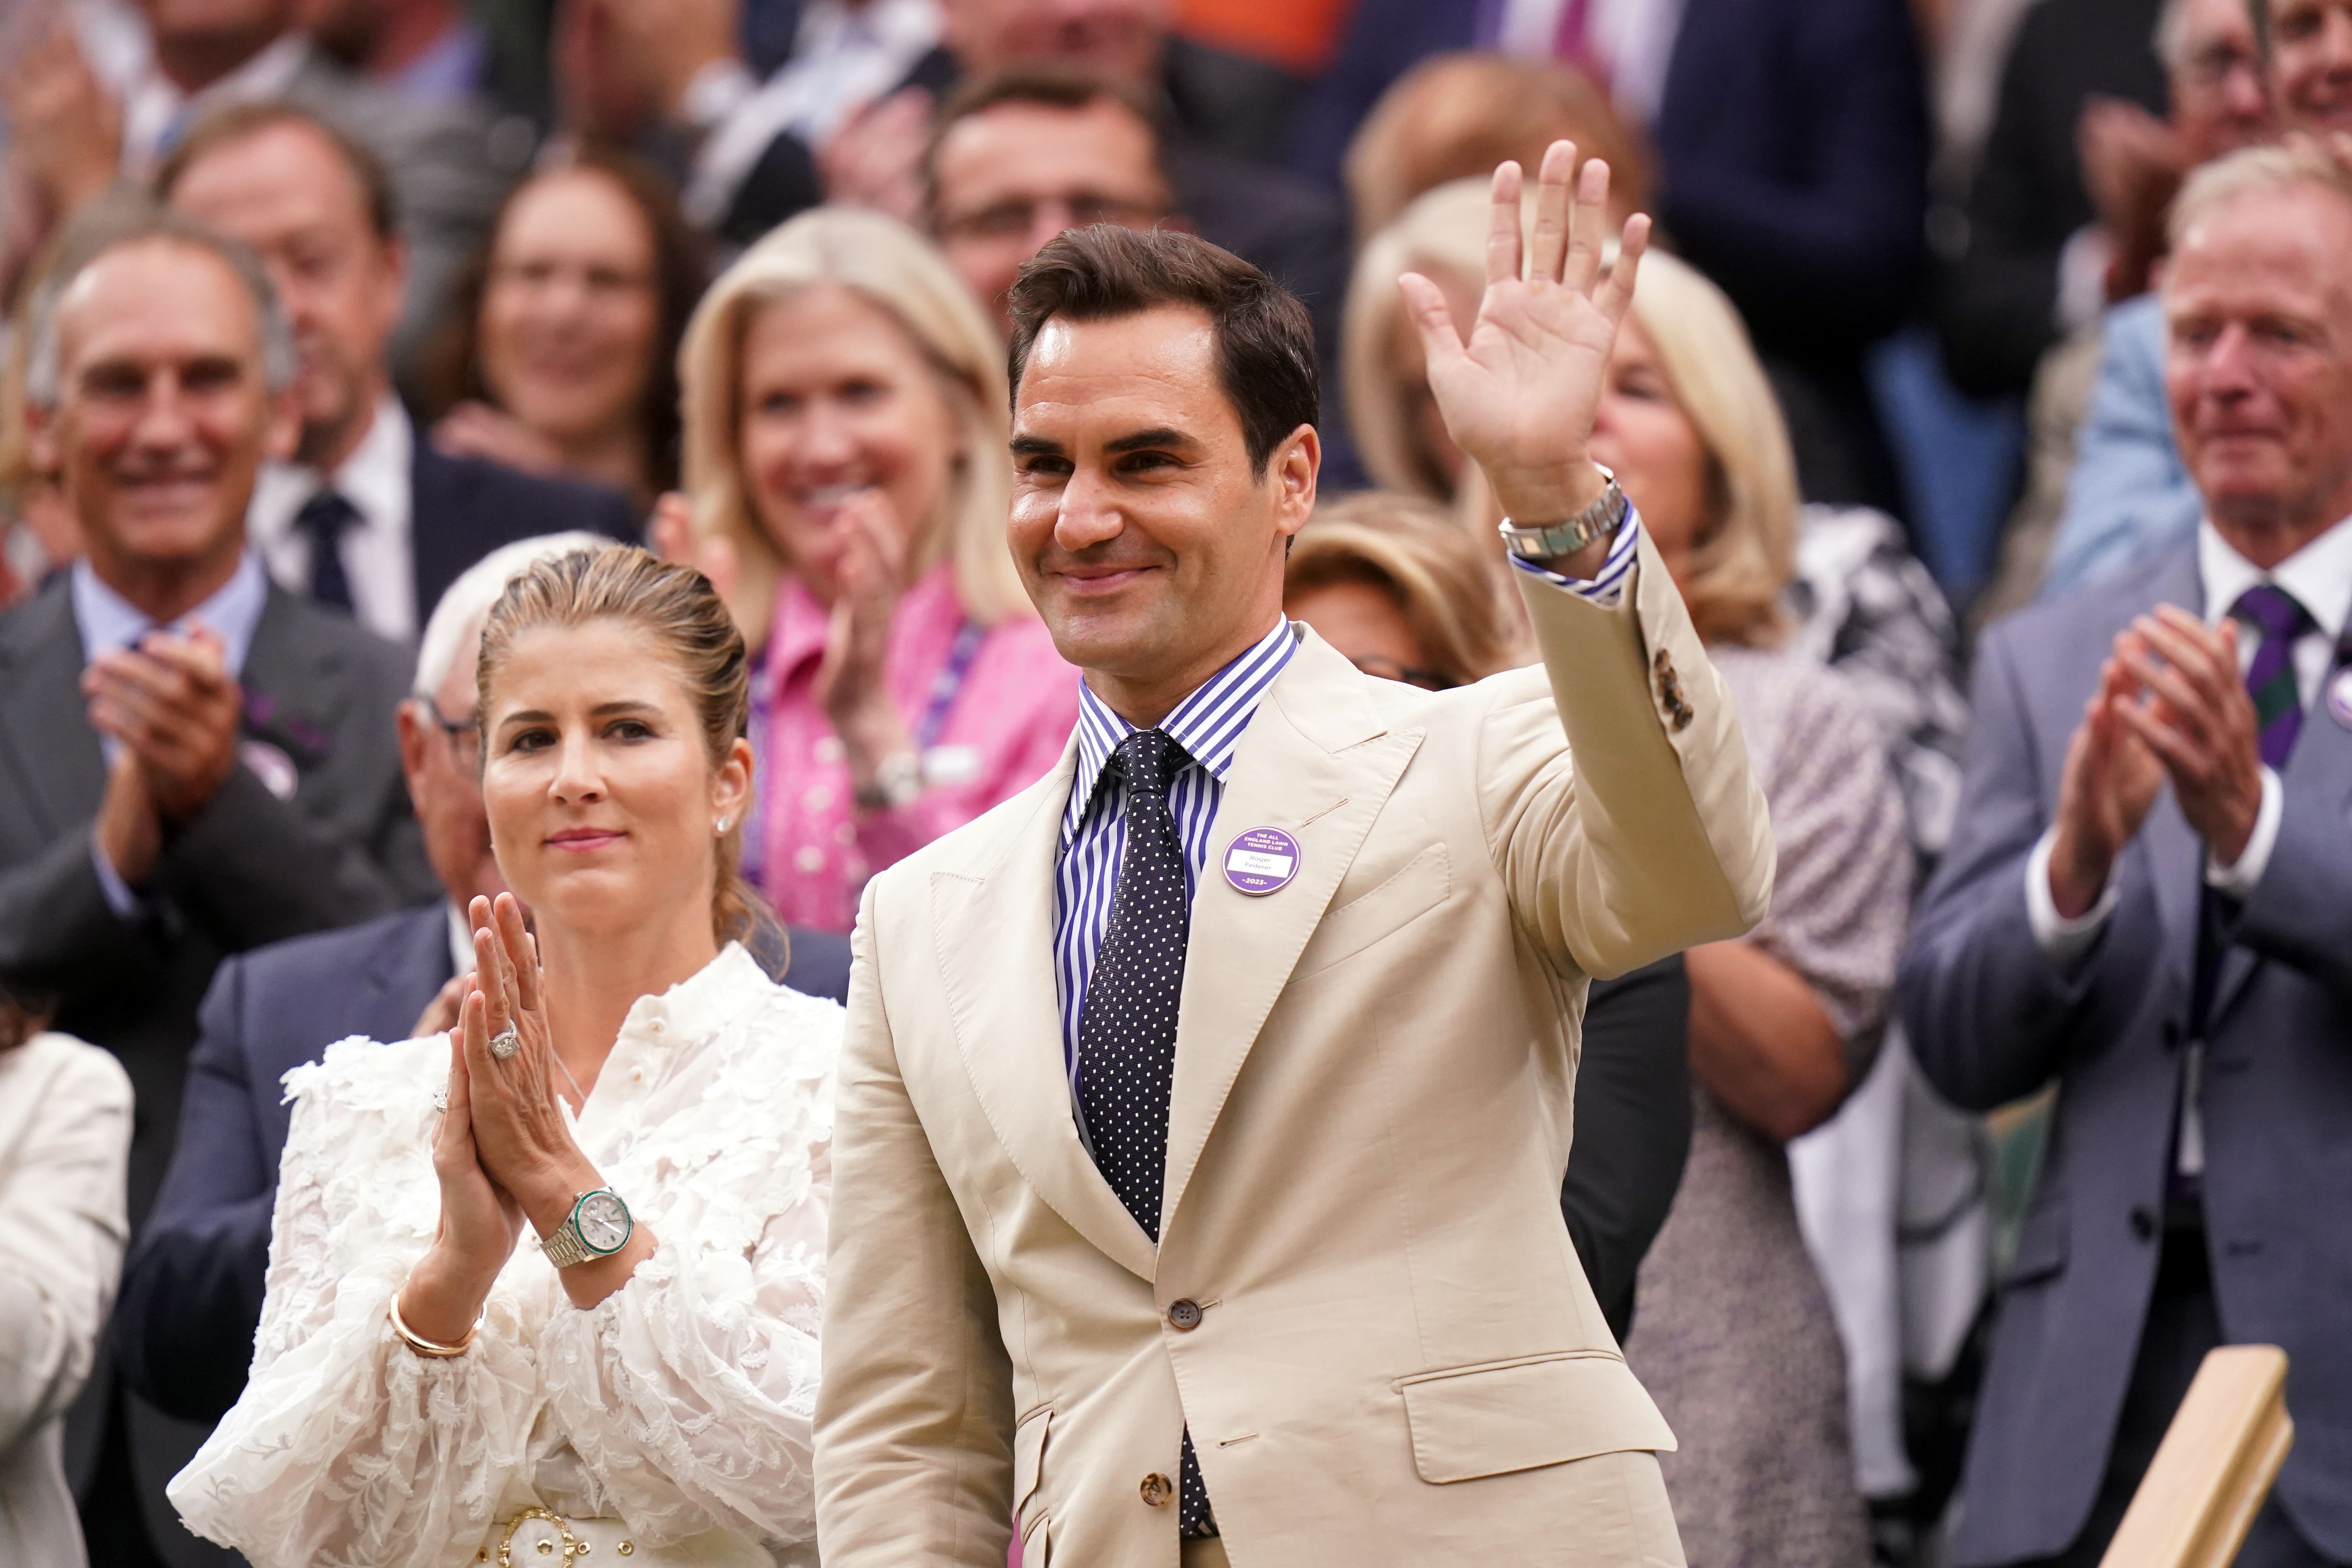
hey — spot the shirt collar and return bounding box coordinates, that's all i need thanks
[1067,618,1298,822]
[124,34,312,167]
[2198,514,2352,645]
[250,395,413,552]
[70,548,271,676]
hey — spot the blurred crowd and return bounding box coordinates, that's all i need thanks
[3,0,2350,1566]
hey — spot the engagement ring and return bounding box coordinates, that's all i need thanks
[432,1086,449,1113]
[489,1027,521,1061]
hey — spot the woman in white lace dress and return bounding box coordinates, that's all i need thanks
[170,546,842,1568]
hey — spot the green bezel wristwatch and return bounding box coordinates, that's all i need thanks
[541,1188,633,1268]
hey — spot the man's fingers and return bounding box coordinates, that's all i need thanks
[1563,154,1610,296]
[1485,160,1525,287]
[2112,694,2200,780]
[1527,140,1577,286]
[1397,272,1467,381]
[2120,649,2213,746]
[2138,608,2234,700]
[1597,213,1651,327]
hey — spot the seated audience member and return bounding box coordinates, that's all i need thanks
[669,208,1078,933]
[116,530,855,1431]
[1338,51,1648,243]
[1577,247,1911,1568]
[157,103,640,644]
[1903,143,2352,1568]
[2051,0,2305,597]
[0,198,438,1566]
[1284,492,1693,1341]
[0,995,133,1568]
[426,149,708,512]
[0,0,514,380]
[923,65,1177,332]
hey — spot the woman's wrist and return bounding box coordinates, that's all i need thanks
[514,1154,608,1243]
[401,1247,497,1346]
[835,703,917,795]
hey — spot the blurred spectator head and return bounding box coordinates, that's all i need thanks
[399,530,611,913]
[677,207,1021,652]
[425,149,705,496]
[2163,143,2352,551]
[157,102,405,470]
[1342,53,1648,243]
[925,64,1178,331]
[2259,0,2352,133]
[1002,225,1319,673]
[21,198,296,601]
[139,0,301,87]
[1285,491,1516,689]
[2161,0,2274,162]
[1345,177,1488,501]
[942,0,1172,87]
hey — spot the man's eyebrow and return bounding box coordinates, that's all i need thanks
[1103,426,1196,454]
[1009,434,1065,458]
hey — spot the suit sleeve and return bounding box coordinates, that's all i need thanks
[115,954,276,1422]
[2222,778,2352,1005]
[0,826,171,1012]
[1563,955,1692,1342]
[160,760,415,954]
[1481,528,1775,980]
[814,883,1016,1568]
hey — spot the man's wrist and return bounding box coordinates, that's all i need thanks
[1488,457,1608,528]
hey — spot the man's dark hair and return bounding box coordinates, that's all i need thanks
[1006,226,1318,475]
[920,63,1178,230]
[155,100,401,241]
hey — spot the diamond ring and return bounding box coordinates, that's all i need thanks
[432,1086,449,1113]
[489,1027,521,1061]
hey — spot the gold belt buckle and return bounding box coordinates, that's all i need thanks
[493,1506,581,1565]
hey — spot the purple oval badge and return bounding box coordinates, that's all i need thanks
[1223,826,1302,897]
[2330,666,2352,731]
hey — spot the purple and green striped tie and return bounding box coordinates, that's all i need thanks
[2230,584,2313,769]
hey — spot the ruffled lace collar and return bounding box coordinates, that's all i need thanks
[614,942,769,1050]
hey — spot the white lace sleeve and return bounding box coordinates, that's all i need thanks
[167,1039,540,1568]
[537,1044,832,1549]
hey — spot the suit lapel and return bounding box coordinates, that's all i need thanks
[1161,632,1423,1236]
[0,583,105,831]
[929,739,1162,1281]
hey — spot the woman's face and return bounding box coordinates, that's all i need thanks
[1587,313,1714,586]
[737,284,963,600]
[479,169,662,445]
[1287,575,1445,689]
[480,619,750,942]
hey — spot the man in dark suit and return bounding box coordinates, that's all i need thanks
[1,199,440,1566]
[155,102,638,646]
[1900,144,2352,1567]
[118,531,853,1431]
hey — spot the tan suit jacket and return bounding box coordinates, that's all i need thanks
[815,538,1775,1567]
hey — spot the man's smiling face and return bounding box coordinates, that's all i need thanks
[1007,305,1312,707]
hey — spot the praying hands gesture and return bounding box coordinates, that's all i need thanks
[399,894,657,1345]
[1399,140,1650,577]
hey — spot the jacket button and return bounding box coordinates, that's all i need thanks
[2131,1206,2157,1241]
[1167,1298,1203,1331]
[1140,1473,1175,1507]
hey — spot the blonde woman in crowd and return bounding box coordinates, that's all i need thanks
[171,547,841,1568]
[663,207,1078,934]
[0,993,131,1568]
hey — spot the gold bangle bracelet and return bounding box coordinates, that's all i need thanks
[388,1293,479,1358]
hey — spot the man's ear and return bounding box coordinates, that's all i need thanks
[23,401,58,474]
[395,699,430,800]
[1271,422,1320,540]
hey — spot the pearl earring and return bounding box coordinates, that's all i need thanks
[715,816,733,835]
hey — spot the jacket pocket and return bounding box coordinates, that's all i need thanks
[1397,1352,1677,1485]
[1013,1403,1051,1517]
[1296,843,1452,977]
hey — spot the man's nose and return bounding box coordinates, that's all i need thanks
[129,373,198,450]
[1053,466,1125,550]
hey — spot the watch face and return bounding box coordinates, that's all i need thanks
[575,1191,632,1254]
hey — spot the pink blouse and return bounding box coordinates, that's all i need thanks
[746,563,1080,933]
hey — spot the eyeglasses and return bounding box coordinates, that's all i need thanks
[424,699,480,771]
[1348,653,1456,691]
[2176,41,2261,91]
[938,193,1167,245]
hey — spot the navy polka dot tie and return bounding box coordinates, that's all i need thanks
[1075,728,1218,1537]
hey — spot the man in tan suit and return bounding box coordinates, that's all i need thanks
[815,146,1774,1567]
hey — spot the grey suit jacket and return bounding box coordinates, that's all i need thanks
[1898,543,2352,1564]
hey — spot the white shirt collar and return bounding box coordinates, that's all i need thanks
[122,33,312,171]
[69,548,271,675]
[2197,514,2352,644]
[249,396,418,640]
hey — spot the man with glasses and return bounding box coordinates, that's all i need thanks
[114,533,857,1507]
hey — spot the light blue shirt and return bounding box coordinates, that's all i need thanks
[73,550,270,915]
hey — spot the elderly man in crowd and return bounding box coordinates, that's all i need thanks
[156,102,639,644]
[0,199,437,1567]
[1902,143,2352,1568]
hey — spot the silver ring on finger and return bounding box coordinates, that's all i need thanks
[432,1086,449,1113]
[489,1026,521,1061]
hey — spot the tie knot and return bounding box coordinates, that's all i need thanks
[294,489,359,546]
[2230,583,2312,641]
[1113,728,1185,799]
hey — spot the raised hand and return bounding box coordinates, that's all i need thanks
[1398,141,1651,535]
[457,893,588,1221]
[2110,607,2263,866]
[2048,646,2167,919]
[83,626,241,823]
[815,491,919,798]
[397,1030,528,1345]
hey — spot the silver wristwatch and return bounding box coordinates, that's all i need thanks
[1497,465,1629,563]
[853,751,925,811]
[540,1188,633,1269]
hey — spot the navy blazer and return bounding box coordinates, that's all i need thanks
[1899,545,2352,1563]
[409,440,642,618]
[117,904,853,1424]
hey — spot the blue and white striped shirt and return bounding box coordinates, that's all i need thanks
[1049,518,1642,1100]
